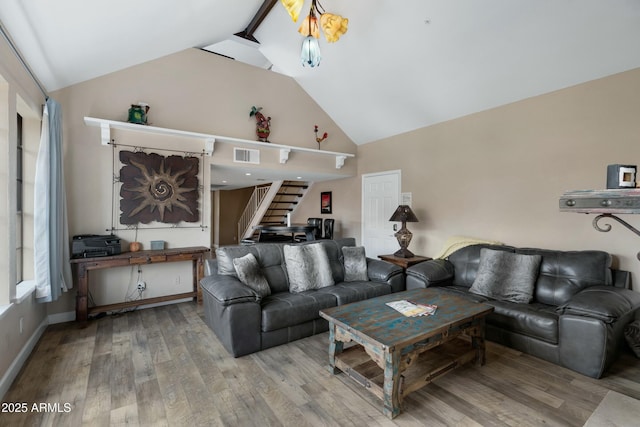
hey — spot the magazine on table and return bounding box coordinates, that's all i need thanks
[386,299,438,317]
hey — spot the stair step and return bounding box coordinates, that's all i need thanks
[280,184,309,189]
[270,201,299,204]
[275,193,304,197]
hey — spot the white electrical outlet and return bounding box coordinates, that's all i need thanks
[137,281,146,291]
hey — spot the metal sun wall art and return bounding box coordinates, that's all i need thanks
[119,151,199,225]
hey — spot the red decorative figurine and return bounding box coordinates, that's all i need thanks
[250,106,271,142]
[314,124,328,149]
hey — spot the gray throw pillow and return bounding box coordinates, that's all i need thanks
[469,248,542,303]
[342,246,368,282]
[284,244,335,293]
[232,253,271,297]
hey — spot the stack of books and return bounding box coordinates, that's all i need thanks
[386,300,438,317]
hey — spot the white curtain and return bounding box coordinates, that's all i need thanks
[34,98,72,302]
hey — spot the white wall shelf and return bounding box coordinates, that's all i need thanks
[84,117,355,169]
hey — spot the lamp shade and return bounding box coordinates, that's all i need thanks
[389,205,419,223]
[301,36,321,67]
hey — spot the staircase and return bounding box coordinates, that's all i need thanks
[238,180,311,242]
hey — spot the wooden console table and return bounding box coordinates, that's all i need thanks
[70,246,210,322]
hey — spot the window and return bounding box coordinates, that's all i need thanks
[16,113,23,284]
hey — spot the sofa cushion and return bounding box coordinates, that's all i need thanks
[316,281,391,305]
[516,248,612,306]
[233,253,271,297]
[410,285,559,344]
[469,249,542,303]
[260,291,337,332]
[487,300,559,344]
[284,244,334,292]
[342,246,368,282]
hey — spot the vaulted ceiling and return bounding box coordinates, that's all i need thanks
[2,1,640,145]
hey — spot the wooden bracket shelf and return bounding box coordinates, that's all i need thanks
[84,116,355,169]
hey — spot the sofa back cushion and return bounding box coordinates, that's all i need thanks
[216,243,290,294]
[215,237,357,294]
[448,244,515,287]
[516,248,612,306]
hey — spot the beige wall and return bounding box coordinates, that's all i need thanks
[47,48,356,315]
[295,67,640,286]
[218,187,254,246]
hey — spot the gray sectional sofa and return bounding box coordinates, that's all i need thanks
[201,238,404,357]
[405,244,640,378]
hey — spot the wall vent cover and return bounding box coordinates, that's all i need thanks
[234,147,260,164]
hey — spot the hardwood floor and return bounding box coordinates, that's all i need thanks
[3,301,640,426]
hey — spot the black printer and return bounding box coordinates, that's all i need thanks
[72,234,121,258]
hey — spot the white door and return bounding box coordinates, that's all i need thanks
[361,170,401,257]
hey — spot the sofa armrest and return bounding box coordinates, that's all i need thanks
[200,274,260,306]
[366,258,403,282]
[556,286,640,323]
[406,259,455,289]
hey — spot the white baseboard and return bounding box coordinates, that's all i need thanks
[48,298,194,323]
[0,317,48,400]
[48,310,76,324]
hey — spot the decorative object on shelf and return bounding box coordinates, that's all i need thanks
[150,240,165,250]
[127,102,149,125]
[119,151,199,224]
[129,241,142,252]
[389,205,419,258]
[607,164,636,189]
[282,0,348,67]
[314,124,328,149]
[321,191,332,214]
[250,106,271,142]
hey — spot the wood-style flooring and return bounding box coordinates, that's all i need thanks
[3,301,640,426]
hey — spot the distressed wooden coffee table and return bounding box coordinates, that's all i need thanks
[319,288,494,419]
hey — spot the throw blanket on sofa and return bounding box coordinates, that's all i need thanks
[434,235,503,259]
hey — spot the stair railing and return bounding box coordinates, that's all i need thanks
[238,185,270,240]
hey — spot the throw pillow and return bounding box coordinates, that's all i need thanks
[342,246,368,282]
[232,253,271,297]
[625,320,640,358]
[469,248,542,304]
[284,244,335,293]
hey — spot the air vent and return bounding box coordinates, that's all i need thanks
[234,147,260,164]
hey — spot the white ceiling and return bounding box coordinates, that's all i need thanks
[2,1,640,148]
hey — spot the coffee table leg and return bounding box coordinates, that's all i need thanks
[382,349,401,419]
[471,318,487,366]
[327,323,344,374]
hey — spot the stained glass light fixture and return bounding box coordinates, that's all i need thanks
[281,0,348,67]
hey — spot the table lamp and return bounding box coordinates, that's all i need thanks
[389,205,419,258]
